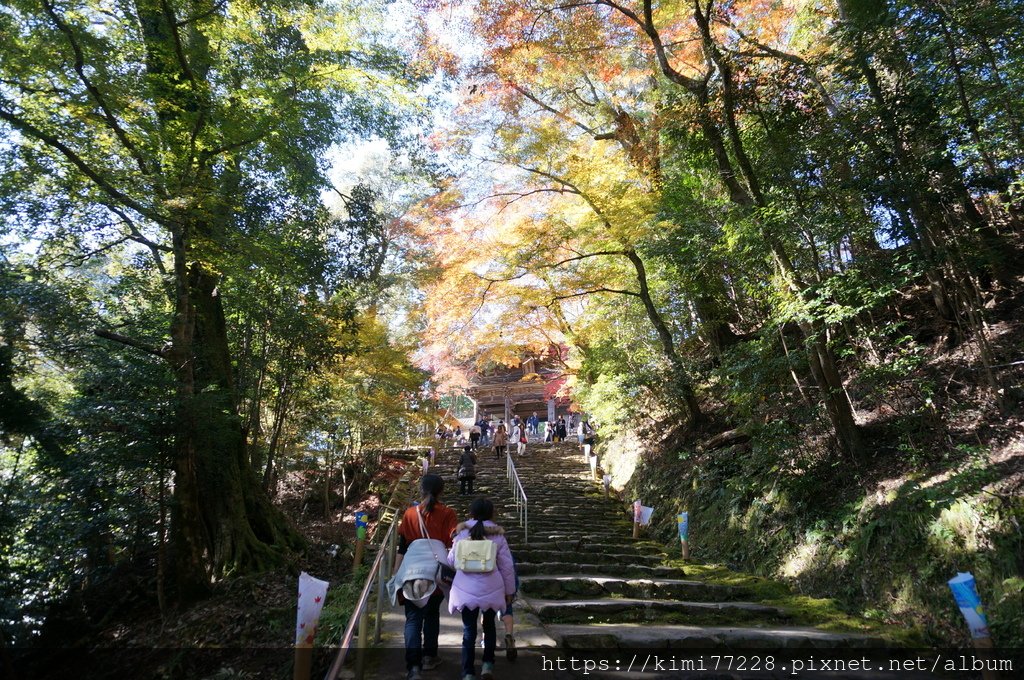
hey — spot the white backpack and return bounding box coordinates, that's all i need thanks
[453,538,497,573]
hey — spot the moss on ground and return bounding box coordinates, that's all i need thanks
[671,560,926,645]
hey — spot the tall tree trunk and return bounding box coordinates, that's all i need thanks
[168,252,304,597]
[166,226,208,599]
[245,322,270,469]
[263,375,291,492]
[624,248,704,425]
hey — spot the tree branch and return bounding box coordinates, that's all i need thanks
[40,0,152,176]
[718,18,839,116]
[509,82,602,137]
[549,287,641,303]
[0,107,167,225]
[175,0,228,27]
[512,163,617,231]
[474,249,630,283]
[160,0,198,86]
[94,328,169,358]
[104,204,172,296]
[467,187,578,215]
[592,0,704,91]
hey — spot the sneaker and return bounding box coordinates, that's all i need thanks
[481,662,494,679]
[421,656,442,671]
[407,667,423,680]
[505,634,517,661]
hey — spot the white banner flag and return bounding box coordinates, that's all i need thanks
[295,571,330,647]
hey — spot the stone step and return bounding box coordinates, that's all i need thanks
[530,597,786,626]
[512,549,664,565]
[440,440,894,662]
[499,524,626,536]
[512,540,663,553]
[505,503,615,511]
[510,500,619,509]
[520,575,744,601]
[505,533,641,546]
[517,562,684,578]
[544,622,889,650]
[501,508,624,515]
[503,514,628,523]
[503,519,632,528]
[497,501,621,511]
[502,521,634,533]
[517,484,593,490]
[504,532,643,543]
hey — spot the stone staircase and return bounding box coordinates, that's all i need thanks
[448,441,892,655]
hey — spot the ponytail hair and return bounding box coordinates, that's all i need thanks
[420,473,444,514]
[468,497,494,540]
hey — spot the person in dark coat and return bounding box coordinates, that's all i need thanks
[458,446,477,495]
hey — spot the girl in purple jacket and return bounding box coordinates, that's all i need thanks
[448,498,517,680]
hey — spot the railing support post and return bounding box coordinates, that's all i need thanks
[354,600,369,680]
[293,646,313,680]
[372,548,388,644]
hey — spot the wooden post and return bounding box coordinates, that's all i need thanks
[293,646,313,680]
[972,636,1000,680]
[602,474,611,498]
[354,600,369,680]
[588,452,598,479]
[353,537,365,569]
[372,542,390,643]
[632,500,641,539]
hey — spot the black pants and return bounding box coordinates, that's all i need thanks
[470,433,480,449]
[460,477,474,494]
[461,607,496,677]
[404,591,443,670]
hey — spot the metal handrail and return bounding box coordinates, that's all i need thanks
[323,469,411,680]
[506,454,528,543]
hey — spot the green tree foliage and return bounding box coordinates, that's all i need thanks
[0,0,428,638]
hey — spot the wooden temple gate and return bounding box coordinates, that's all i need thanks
[464,356,570,425]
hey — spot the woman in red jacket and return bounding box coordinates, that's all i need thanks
[394,474,458,680]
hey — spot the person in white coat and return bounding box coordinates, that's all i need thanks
[511,421,526,457]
